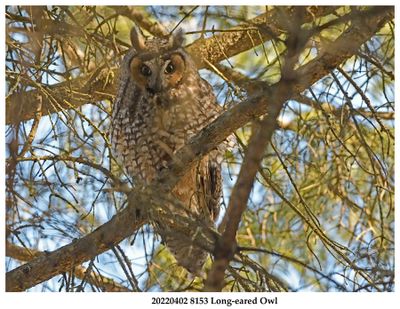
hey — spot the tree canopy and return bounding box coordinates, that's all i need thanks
[5,6,394,292]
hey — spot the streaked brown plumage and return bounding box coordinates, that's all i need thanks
[110,28,223,275]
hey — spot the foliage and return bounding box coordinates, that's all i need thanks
[5,6,394,292]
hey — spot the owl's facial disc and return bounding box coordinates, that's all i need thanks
[130,53,186,96]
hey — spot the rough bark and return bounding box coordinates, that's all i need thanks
[6,242,130,292]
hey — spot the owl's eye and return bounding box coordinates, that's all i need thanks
[140,65,152,76]
[165,62,175,74]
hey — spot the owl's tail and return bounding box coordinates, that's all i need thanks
[154,204,216,276]
[163,234,208,276]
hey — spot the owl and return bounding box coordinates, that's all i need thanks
[110,28,223,275]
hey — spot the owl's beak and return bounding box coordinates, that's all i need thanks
[146,87,156,95]
[147,76,163,95]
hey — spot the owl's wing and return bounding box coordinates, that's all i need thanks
[197,152,222,222]
[208,156,222,221]
[110,49,139,142]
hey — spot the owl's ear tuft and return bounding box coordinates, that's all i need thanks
[130,28,146,51]
[169,29,185,49]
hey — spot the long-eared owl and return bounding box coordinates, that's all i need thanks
[110,28,223,275]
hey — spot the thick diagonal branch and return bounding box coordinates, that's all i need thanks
[6,242,130,292]
[6,192,147,291]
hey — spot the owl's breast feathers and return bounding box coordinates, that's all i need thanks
[111,69,221,179]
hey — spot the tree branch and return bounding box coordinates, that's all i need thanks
[204,115,282,291]
[185,6,339,68]
[202,12,304,290]
[6,242,130,292]
[6,6,338,125]
[6,195,147,291]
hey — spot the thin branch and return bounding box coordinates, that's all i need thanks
[111,6,169,37]
[293,93,395,120]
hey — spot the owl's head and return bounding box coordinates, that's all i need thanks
[129,28,188,95]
